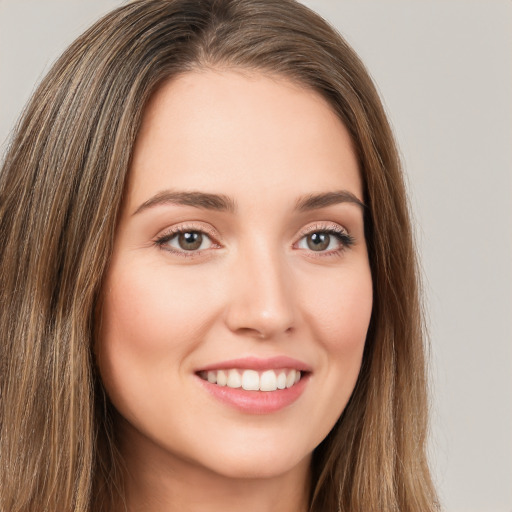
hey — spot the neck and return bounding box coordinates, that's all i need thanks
[115,419,311,512]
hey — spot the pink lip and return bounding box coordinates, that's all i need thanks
[196,356,313,373]
[194,356,312,414]
[196,372,310,414]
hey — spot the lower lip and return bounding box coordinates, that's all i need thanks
[196,373,310,414]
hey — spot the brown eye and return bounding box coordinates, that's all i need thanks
[157,229,214,254]
[296,227,354,254]
[306,232,330,251]
[177,231,203,251]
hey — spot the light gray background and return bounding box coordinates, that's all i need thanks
[1,1,510,511]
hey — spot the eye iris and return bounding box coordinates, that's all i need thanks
[307,232,330,251]
[178,231,203,251]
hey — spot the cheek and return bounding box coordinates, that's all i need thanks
[96,253,232,415]
[96,260,202,411]
[304,260,373,351]
[99,259,209,359]
[99,272,172,362]
[299,260,372,424]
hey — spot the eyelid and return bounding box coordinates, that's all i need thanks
[295,221,350,240]
[156,222,220,242]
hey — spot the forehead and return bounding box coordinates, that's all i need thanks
[126,69,362,212]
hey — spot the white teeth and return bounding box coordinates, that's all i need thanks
[217,369,227,386]
[260,370,278,391]
[286,369,296,388]
[227,369,242,388]
[241,370,259,391]
[276,371,287,389]
[200,368,303,391]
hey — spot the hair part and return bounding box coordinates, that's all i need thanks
[0,1,438,510]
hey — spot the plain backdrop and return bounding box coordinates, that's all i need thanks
[0,1,511,511]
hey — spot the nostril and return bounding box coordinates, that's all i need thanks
[234,326,294,340]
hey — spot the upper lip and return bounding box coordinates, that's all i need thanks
[196,356,312,373]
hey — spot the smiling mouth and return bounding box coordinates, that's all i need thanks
[197,368,302,392]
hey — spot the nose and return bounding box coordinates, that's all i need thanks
[224,243,296,340]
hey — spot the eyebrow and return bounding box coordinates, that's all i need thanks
[295,190,365,211]
[133,190,237,215]
[132,189,365,216]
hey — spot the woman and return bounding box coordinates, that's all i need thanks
[0,0,439,511]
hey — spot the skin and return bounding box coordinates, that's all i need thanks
[97,69,373,512]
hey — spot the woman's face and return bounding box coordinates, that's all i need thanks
[97,69,373,480]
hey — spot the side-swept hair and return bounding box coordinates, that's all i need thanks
[0,1,438,510]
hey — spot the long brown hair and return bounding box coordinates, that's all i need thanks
[0,1,439,510]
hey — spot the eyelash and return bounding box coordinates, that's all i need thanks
[154,222,355,259]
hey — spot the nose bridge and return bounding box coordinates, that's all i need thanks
[225,234,296,338]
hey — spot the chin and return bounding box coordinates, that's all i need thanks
[192,436,313,480]
[210,453,310,481]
